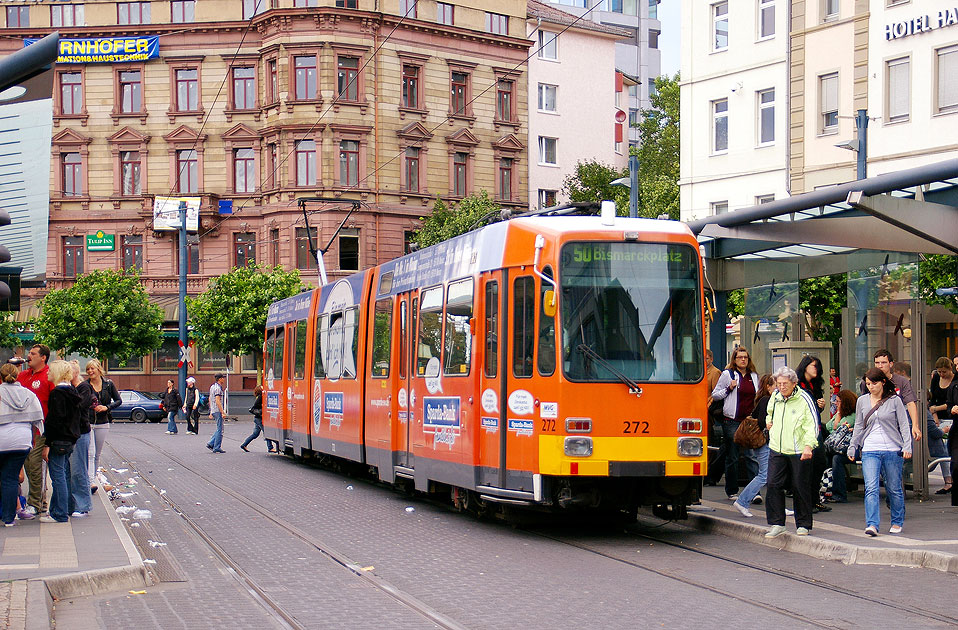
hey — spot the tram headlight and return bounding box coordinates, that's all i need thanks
[677,418,702,433]
[564,436,593,457]
[677,437,703,457]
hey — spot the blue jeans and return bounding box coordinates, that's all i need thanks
[721,420,741,496]
[737,444,769,506]
[207,413,224,451]
[862,450,905,528]
[831,453,849,502]
[69,432,92,514]
[167,411,178,434]
[47,452,71,522]
[0,449,30,524]
[241,416,263,449]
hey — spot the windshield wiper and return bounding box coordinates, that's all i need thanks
[576,344,643,397]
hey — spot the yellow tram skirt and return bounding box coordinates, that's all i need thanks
[538,435,707,477]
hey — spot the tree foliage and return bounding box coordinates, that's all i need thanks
[916,255,958,313]
[33,269,163,363]
[800,274,847,349]
[562,160,629,215]
[414,191,501,248]
[187,265,305,370]
[0,314,20,350]
[635,73,681,220]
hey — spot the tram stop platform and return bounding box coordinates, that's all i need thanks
[692,481,958,574]
[0,482,148,630]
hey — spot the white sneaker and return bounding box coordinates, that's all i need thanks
[23,505,38,516]
[70,511,89,518]
[165,431,173,434]
[864,525,878,537]
[733,501,753,518]
[889,524,902,534]
[785,508,795,516]
[39,515,65,524]
[765,525,786,538]
[796,527,809,536]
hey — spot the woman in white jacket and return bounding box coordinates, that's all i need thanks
[710,347,761,500]
[0,363,44,526]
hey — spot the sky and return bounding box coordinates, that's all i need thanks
[659,0,680,76]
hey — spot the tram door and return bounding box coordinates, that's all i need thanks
[395,292,418,469]
[477,272,503,487]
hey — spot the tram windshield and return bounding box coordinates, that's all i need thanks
[560,241,702,383]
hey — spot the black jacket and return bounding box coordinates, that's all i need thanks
[44,384,83,444]
[250,393,262,418]
[89,378,122,425]
[75,381,95,434]
[163,388,183,412]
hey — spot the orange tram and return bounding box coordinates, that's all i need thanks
[263,211,709,519]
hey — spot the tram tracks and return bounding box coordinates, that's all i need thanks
[111,439,468,630]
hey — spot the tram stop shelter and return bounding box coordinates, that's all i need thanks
[686,158,958,498]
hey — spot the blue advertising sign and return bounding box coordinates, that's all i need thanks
[324,392,344,428]
[266,292,313,327]
[423,396,461,429]
[25,36,160,64]
[265,391,280,411]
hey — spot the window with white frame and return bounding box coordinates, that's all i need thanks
[118,2,150,25]
[712,99,728,153]
[713,2,728,51]
[756,194,775,204]
[820,73,838,133]
[936,45,958,114]
[886,57,910,123]
[757,89,775,145]
[52,4,84,27]
[758,0,775,39]
[400,0,417,17]
[243,0,267,19]
[538,189,557,209]
[537,83,557,112]
[538,31,558,60]
[711,201,729,215]
[822,0,838,21]
[486,12,508,35]
[437,2,453,25]
[538,136,557,165]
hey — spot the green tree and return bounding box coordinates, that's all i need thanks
[0,314,20,350]
[916,255,958,313]
[33,269,163,363]
[800,274,847,350]
[635,73,680,220]
[562,160,629,215]
[414,191,501,248]
[187,264,305,378]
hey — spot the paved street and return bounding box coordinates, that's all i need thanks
[53,421,958,629]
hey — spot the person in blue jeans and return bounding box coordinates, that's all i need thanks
[847,367,912,536]
[206,373,226,453]
[40,361,82,523]
[711,347,761,500]
[163,379,182,435]
[828,389,859,503]
[0,363,44,526]
[240,386,263,452]
[733,374,774,517]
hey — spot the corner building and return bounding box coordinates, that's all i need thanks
[0,0,530,388]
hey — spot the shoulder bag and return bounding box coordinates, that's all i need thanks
[848,397,888,461]
[824,423,852,456]
[734,416,766,449]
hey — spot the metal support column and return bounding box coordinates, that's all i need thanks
[855,109,868,181]
[177,201,188,403]
[710,290,727,364]
[628,154,639,218]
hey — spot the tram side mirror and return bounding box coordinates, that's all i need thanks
[469,317,476,335]
[543,290,556,317]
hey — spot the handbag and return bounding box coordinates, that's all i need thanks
[733,416,766,449]
[48,439,74,457]
[824,423,852,456]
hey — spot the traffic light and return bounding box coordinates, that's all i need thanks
[0,208,10,302]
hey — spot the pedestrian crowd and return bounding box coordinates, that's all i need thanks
[707,346,956,539]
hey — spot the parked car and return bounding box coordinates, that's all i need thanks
[114,390,166,423]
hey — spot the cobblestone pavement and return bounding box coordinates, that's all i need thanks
[60,422,958,630]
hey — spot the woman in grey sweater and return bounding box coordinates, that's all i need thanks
[848,367,912,537]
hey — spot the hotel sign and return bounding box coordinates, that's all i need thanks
[23,36,159,64]
[885,7,958,40]
[86,231,115,252]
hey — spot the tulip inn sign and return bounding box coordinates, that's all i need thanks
[886,7,958,40]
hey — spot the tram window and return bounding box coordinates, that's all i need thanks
[443,278,473,376]
[484,281,498,378]
[287,324,297,379]
[410,297,418,377]
[274,326,285,379]
[417,286,443,376]
[265,329,274,380]
[399,300,407,379]
[378,271,393,295]
[344,307,359,380]
[537,267,556,376]
[313,314,327,379]
[513,276,535,378]
[293,319,308,379]
[371,299,392,377]
[327,311,345,380]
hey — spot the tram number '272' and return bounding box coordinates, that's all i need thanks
[541,419,556,432]
[622,421,650,434]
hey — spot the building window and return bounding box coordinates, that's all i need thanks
[822,0,838,21]
[295,227,317,270]
[453,152,468,197]
[648,0,657,19]
[234,233,256,268]
[936,45,958,114]
[234,148,256,193]
[496,80,514,121]
[402,65,419,108]
[404,230,417,254]
[267,59,278,103]
[177,234,200,274]
[336,0,357,7]
[451,71,469,115]
[175,68,199,111]
[649,29,660,49]
[498,158,513,200]
[294,0,319,5]
[339,140,359,186]
[59,73,82,115]
[886,57,910,123]
[538,83,557,112]
[437,2,454,25]
[118,2,150,25]
[52,4,83,26]
[6,7,28,27]
[628,108,639,126]
[243,0,267,19]
[404,147,420,192]
[712,98,728,153]
[758,0,775,38]
[339,228,359,271]
[758,89,775,145]
[711,200,729,215]
[486,12,508,35]
[820,73,838,133]
[63,153,82,197]
[337,56,360,102]
[172,1,195,22]
[267,142,278,188]
[176,149,198,193]
[538,189,557,209]
[122,235,143,271]
[608,0,638,15]
[713,2,728,51]
[120,71,142,113]
[121,151,141,195]
[294,55,317,100]
[232,67,256,109]
[270,228,280,265]
[538,31,558,60]
[756,194,775,204]
[63,237,84,278]
[538,136,557,165]
[399,0,417,17]
[295,139,316,186]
